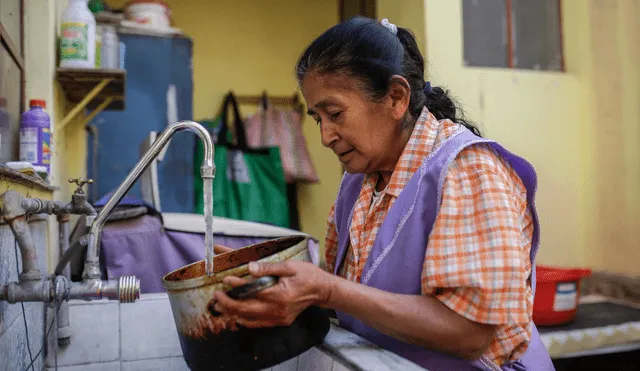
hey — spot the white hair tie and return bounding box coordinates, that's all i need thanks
[380,18,397,35]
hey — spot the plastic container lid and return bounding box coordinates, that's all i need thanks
[29,99,46,108]
[88,0,105,13]
[536,265,592,282]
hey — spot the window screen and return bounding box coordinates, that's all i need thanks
[462,0,563,71]
[462,0,508,68]
[511,0,563,70]
[0,47,22,160]
[0,0,22,54]
[0,0,23,163]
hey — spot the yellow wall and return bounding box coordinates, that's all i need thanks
[579,0,640,275]
[424,0,640,274]
[377,0,426,54]
[54,90,88,200]
[424,0,585,267]
[103,0,342,248]
[24,0,73,269]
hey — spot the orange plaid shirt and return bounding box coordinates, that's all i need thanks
[325,108,534,366]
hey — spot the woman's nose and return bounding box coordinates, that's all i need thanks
[320,122,339,148]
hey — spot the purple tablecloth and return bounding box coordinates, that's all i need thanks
[99,214,318,293]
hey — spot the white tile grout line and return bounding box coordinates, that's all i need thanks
[120,355,187,362]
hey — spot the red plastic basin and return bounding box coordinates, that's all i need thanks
[533,265,592,326]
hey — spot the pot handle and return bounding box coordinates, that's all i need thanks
[226,275,278,300]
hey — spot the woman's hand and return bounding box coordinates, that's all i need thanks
[212,260,333,328]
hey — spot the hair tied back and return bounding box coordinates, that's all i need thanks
[380,18,397,35]
[423,81,432,94]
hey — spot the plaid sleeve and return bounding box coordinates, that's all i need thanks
[422,144,533,326]
[325,202,339,273]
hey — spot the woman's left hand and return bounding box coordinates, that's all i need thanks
[212,260,333,328]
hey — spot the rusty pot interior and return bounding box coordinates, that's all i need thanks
[164,235,306,283]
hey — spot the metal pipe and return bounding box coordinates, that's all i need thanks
[0,186,138,304]
[65,276,139,302]
[2,189,95,218]
[21,196,67,215]
[57,214,72,346]
[0,191,40,279]
[83,120,215,280]
[5,280,51,302]
[1,275,139,303]
[1,189,97,283]
[86,124,100,203]
[7,216,42,280]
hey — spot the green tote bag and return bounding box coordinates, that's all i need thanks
[194,93,290,228]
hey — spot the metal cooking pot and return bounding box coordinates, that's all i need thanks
[162,235,331,371]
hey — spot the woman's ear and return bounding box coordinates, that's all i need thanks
[387,75,411,120]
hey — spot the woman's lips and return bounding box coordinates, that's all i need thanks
[337,149,354,162]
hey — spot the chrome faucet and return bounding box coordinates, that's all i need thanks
[0,120,215,305]
[82,120,215,284]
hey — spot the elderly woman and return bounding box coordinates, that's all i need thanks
[213,17,554,370]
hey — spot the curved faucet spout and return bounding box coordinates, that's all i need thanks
[82,120,215,280]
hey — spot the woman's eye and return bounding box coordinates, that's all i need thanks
[330,111,342,120]
[314,117,321,125]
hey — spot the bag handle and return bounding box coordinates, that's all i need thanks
[218,92,249,149]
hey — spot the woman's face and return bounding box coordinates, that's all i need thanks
[301,72,410,174]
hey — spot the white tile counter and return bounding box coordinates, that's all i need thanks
[44,293,426,371]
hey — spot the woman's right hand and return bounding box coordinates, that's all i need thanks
[214,244,234,254]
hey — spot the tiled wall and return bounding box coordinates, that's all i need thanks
[0,220,48,371]
[44,293,356,371]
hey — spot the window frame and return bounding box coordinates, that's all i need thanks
[0,0,25,112]
[465,0,566,72]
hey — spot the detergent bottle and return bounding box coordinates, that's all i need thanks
[60,0,97,68]
[19,100,52,176]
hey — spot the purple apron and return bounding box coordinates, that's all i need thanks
[333,127,555,370]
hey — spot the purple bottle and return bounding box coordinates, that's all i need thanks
[19,99,52,175]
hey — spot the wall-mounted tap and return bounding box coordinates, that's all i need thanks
[0,177,134,304]
[0,177,96,282]
[0,120,215,307]
[67,177,97,218]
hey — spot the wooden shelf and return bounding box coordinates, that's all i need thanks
[0,166,57,193]
[56,68,126,130]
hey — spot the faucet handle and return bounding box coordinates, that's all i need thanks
[68,177,93,192]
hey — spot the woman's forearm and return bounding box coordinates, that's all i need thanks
[323,274,496,360]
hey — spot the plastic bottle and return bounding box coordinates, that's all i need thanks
[19,100,52,176]
[0,97,13,164]
[101,24,120,69]
[60,0,96,68]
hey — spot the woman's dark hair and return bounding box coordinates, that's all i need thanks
[296,16,481,137]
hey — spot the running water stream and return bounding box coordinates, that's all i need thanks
[203,177,215,275]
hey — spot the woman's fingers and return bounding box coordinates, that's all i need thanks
[222,276,248,287]
[214,244,234,254]
[213,291,275,317]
